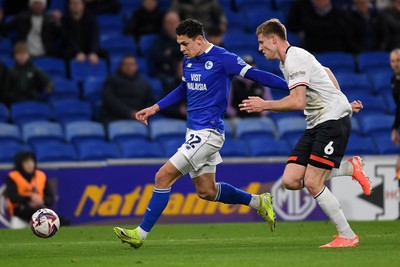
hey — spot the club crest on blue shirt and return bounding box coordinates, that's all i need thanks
[205,61,213,70]
[237,57,246,66]
[187,63,192,68]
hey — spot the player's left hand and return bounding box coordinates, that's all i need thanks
[350,100,363,113]
[239,96,265,113]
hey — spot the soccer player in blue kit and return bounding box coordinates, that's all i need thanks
[113,19,288,248]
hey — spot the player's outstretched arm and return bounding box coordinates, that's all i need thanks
[244,68,288,91]
[135,104,160,125]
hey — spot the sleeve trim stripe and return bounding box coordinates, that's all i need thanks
[289,82,309,89]
[239,65,252,77]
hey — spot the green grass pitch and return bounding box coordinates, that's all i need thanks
[0,220,399,267]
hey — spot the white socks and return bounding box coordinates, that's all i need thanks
[314,186,356,239]
[249,194,261,209]
[325,161,353,181]
[137,226,149,240]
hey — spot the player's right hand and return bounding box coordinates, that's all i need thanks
[135,104,160,125]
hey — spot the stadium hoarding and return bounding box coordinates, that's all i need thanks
[0,158,328,228]
[331,155,400,220]
[0,156,398,228]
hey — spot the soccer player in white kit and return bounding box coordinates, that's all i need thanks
[240,18,371,248]
[113,19,290,249]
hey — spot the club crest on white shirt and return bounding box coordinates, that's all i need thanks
[205,61,213,70]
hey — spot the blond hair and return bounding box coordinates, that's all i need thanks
[256,18,287,40]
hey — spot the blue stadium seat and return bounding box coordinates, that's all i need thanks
[219,0,232,10]
[0,123,21,144]
[110,56,149,75]
[0,142,31,163]
[49,0,66,12]
[225,10,246,32]
[139,33,158,58]
[236,117,276,141]
[65,121,106,145]
[275,0,296,18]
[0,102,8,122]
[335,73,372,94]
[247,137,291,156]
[76,140,121,161]
[97,14,123,36]
[351,116,363,137]
[118,139,164,158]
[10,101,52,125]
[34,142,78,162]
[287,31,300,47]
[253,53,278,73]
[357,51,390,73]
[224,119,235,139]
[368,70,393,94]
[220,139,250,157]
[372,133,400,155]
[22,121,64,146]
[0,38,12,57]
[236,0,272,9]
[109,56,122,74]
[269,111,304,123]
[136,56,149,76]
[70,59,108,82]
[33,57,66,79]
[243,7,284,31]
[51,78,80,101]
[346,135,378,155]
[150,118,186,142]
[347,94,387,115]
[0,56,14,67]
[119,0,141,13]
[276,117,306,148]
[158,0,171,11]
[276,116,306,140]
[223,31,257,52]
[108,120,149,143]
[82,77,105,103]
[359,114,394,137]
[159,138,184,157]
[382,91,396,115]
[100,35,136,58]
[148,77,164,101]
[316,52,356,74]
[52,99,93,124]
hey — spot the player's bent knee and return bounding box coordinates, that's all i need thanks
[154,170,173,188]
[282,177,302,190]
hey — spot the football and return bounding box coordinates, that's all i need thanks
[30,208,60,238]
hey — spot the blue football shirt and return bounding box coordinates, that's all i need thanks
[181,45,251,133]
[157,44,287,133]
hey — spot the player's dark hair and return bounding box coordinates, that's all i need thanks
[176,19,205,39]
[256,18,287,41]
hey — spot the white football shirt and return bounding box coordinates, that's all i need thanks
[279,46,352,129]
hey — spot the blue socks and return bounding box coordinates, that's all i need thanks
[139,188,171,232]
[139,183,252,233]
[214,182,252,205]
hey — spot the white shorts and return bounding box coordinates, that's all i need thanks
[170,128,224,178]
